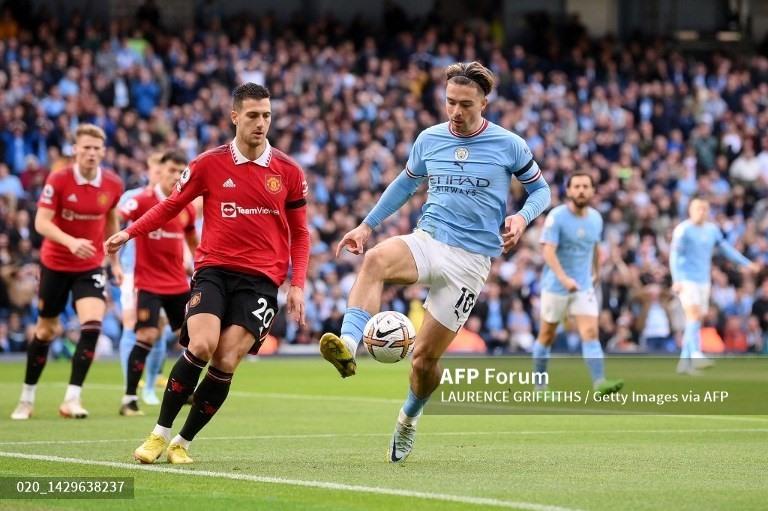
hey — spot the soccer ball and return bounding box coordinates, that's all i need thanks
[363,311,416,363]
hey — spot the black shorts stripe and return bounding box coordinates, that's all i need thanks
[513,158,535,177]
[286,198,307,209]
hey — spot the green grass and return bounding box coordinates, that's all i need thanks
[0,357,766,510]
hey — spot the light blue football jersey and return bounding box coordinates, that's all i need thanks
[540,204,603,294]
[406,120,543,257]
[670,220,751,284]
[117,187,145,273]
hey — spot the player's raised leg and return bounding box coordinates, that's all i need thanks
[575,313,623,395]
[320,234,418,378]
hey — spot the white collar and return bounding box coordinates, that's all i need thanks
[73,164,102,186]
[230,139,272,167]
[154,184,168,201]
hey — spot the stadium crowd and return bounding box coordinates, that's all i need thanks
[0,3,767,355]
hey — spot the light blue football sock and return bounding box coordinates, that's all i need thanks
[532,341,551,376]
[144,325,172,390]
[402,387,430,418]
[680,320,701,359]
[118,328,136,384]
[339,307,372,349]
[581,339,605,383]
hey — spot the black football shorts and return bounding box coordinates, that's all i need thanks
[178,267,279,355]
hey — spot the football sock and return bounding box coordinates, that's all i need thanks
[126,341,152,396]
[64,384,82,402]
[532,341,550,377]
[179,366,233,441]
[152,424,171,441]
[24,336,50,387]
[680,320,701,359]
[68,321,101,386]
[170,434,191,449]
[401,387,429,419]
[145,326,172,390]
[118,328,136,383]
[20,383,37,403]
[340,307,371,354]
[581,339,605,383]
[157,349,206,428]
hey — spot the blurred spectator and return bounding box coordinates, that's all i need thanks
[0,7,764,354]
[633,280,677,352]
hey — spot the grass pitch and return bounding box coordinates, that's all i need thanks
[0,356,766,510]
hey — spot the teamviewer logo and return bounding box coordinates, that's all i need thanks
[221,202,237,218]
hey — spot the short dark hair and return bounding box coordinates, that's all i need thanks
[160,150,187,166]
[566,172,595,188]
[232,83,270,111]
[445,62,495,96]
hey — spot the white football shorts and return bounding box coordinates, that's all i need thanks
[398,229,491,332]
[540,288,599,324]
[677,281,710,313]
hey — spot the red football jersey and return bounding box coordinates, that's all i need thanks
[38,165,124,272]
[125,140,310,288]
[120,185,196,295]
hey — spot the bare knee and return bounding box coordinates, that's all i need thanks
[187,335,218,361]
[580,326,598,340]
[210,353,240,373]
[537,323,557,347]
[35,319,58,342]
[136,328,160,346]
[360,247,388,279]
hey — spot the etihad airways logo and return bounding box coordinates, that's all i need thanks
[221,202,279,218]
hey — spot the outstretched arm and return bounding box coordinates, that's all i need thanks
[336,169,425,257]
[716,237,756,270]
[362,169,426,229]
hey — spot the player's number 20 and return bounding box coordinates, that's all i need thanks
[251,297,275,328]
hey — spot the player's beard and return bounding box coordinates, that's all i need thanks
[571,196,590,209]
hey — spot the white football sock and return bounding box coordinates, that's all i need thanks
[20,384,36,403]
[64,384,81,402]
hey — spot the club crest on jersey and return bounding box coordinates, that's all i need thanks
[179,211,188,225]
[265,175,282,194]
[454,147,470,161]
[189,291,201,308]
[577,228,585,238]
[97,193,108,206]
